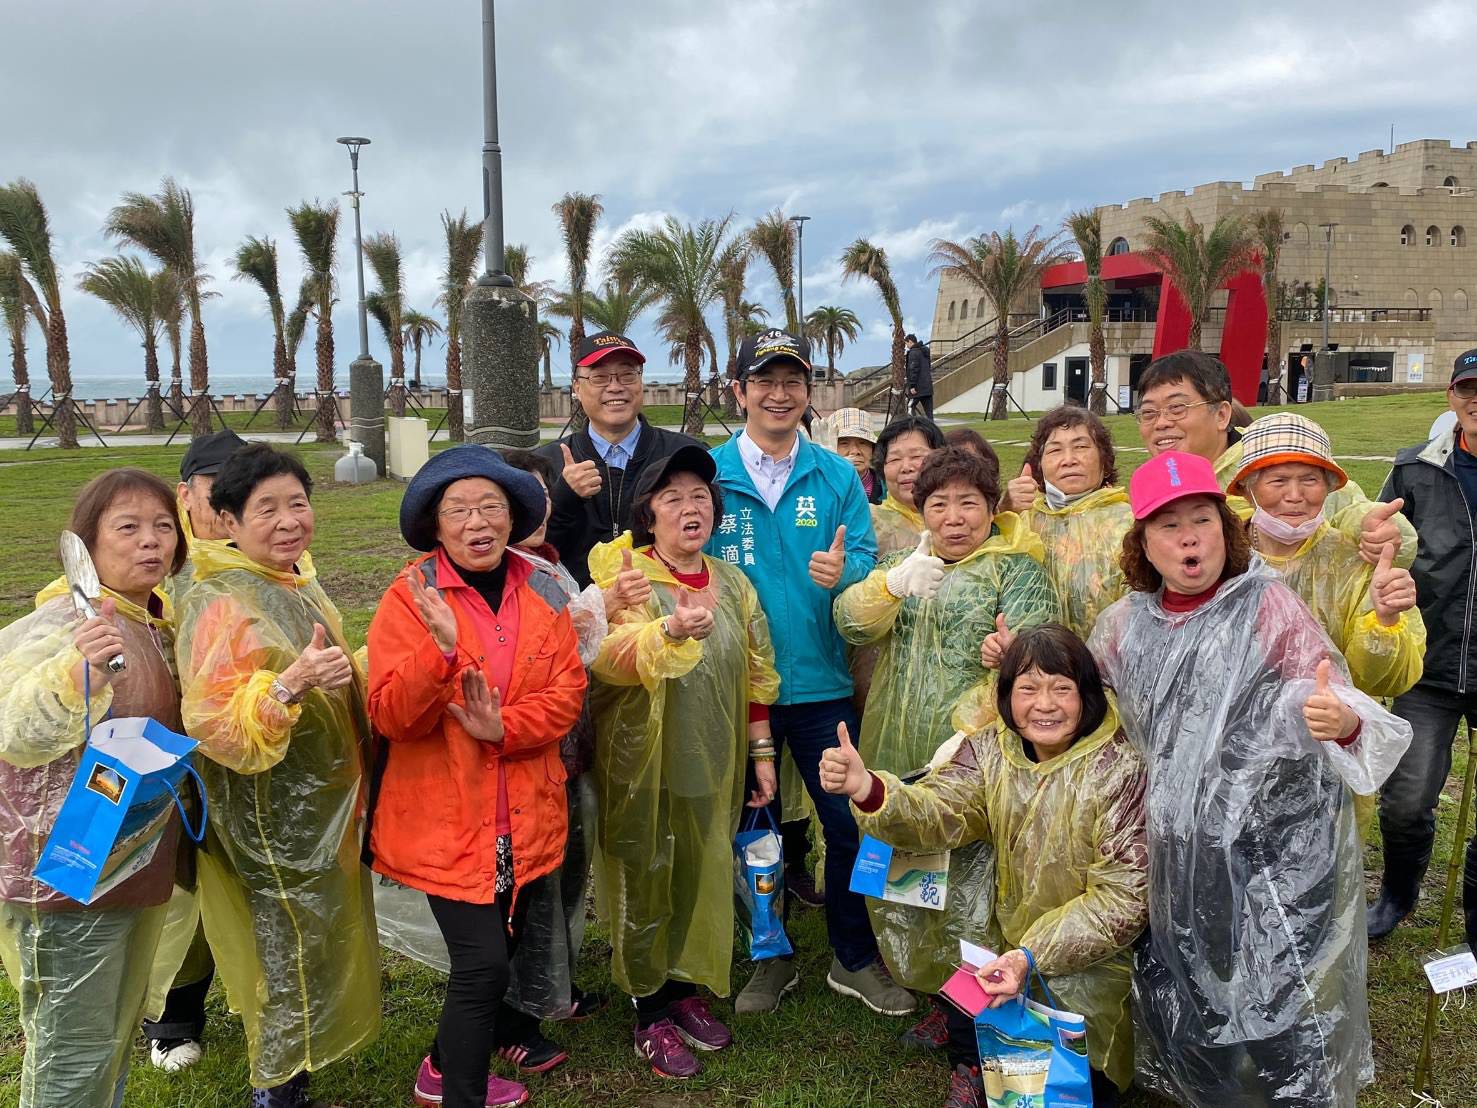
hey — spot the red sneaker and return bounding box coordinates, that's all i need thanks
[897,999,950,1051]
[634,1018,702,1079]
[669,995,732,1051]
[943,1063,984,1108]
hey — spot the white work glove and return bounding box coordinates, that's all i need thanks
[885,531,946,600]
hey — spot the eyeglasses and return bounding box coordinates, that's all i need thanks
[1135,399,1217,425]
[439,501,510,524]
[1452,380,1477,399]
[745,376,809,394]
[579,369,643,389]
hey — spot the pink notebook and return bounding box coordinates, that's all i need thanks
[939,941,999,1018]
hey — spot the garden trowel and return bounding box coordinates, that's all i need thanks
[59,530,125,673]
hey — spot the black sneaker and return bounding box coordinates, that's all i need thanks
[786,865,825,908]
[497,1030,570,1074]
[566,986,608,1022]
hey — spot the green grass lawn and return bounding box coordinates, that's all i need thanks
[0,393,1473,1105]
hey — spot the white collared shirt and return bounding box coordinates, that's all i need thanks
[737,430,800,511]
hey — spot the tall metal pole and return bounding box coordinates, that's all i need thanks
[790,215,811,335]
[337,135,384,475]
[478,0,511,287]
[1316,222,1337,402]
[349,150,369,358]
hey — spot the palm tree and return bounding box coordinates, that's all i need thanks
[927,227,1072,420]
[0,180,77,446]
[749,210,799,332]
[1140,211,1259,352]
[804,305,861,383]
[738,300,770,336]
[0,251,43,435]
[78,257,169,431]
[364,232,409,416]
[281,286,311,428]
[505,243,559,390]
[715,248,753,417]
[1065,209,1108,414]
[1252,209,1286,402]
[609,214,741,436]
[232,235,294,430]
[841,239,907,404]
[552,192,603,427]
[402,309,442,390]
[156,271,186,416]
[106,178,213,436]
[537,320,562,392]
[436,210,481,441]
[286,200,341,443]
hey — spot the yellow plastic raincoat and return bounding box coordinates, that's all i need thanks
[871,494,925,557]
[833,513,1059,990]
[1019,487,1133,640]
[175,541,379,1086]
[1255,524,1425,698]
[588,535,779,998]
[0,587,181,1108]
[856,707,1148,1091]
[1215,438,1417,567]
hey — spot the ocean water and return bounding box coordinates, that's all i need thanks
[62,369,686,401]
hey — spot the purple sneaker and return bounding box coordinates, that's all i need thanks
[412,1056,529,1107]
[669,995,733,1051]
[634,1018,702,1079]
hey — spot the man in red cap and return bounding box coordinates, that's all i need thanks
[537,331,702,587]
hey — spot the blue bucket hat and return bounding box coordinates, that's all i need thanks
[399,445,548,551]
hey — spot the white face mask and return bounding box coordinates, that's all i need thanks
[1250,490,1325,545]
[1042,479,1093,512]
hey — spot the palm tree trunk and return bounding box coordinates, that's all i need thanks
[412,338,423,389]
[187,298,210,437]
[143,334,165,432]
[10,339,33,436]
[446,333,464,442]
[989,328,1010,422]
[827,334,837,385]
[682,334,704,437]
[1088,321,1107,416]
[47,308,77,448]
[166,323,184,416]
[388,333,407,417]
[888,313,906,418]
[314,315,337,443]
[542,350,553,391]
[1188,317,1203,352]
[273,327,292,431]
[568,310,588,433]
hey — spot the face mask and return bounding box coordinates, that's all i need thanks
[1250,493,1325,545]
[1042,480,1093,512]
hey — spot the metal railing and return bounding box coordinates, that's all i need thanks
[1277,307,1432,323]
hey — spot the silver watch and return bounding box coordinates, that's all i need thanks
[270,678,303,706]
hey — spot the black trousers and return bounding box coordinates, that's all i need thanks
[426,892,534,1108]
[944,997,1119,1107]
[910,394,934,420]
[632,979,697,1028]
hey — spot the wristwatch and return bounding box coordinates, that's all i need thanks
[270,677,304,706]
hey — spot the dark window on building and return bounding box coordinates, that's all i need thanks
[1042,362,1058,390]
[1401,224,1415,247]
[1452,226,1467,247]
[1107,237,1130,256]
[1445,176,1460,187]
[1427,225,1441,247]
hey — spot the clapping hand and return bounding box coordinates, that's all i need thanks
[447,668,505,744]
[1303,658,1359,742]
[808,525,848,590]
[819,721,872,802]
[980,612,1015,669]
[405,566,458,654]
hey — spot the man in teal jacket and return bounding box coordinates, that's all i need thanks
[709,329,912,1018]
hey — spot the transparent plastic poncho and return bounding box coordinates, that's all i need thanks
[1019,486,1134,640]
[587,534,779,998]
[856,706,1149,1090]
[1089,562,1413,1107]
[833,513,1059,990]
[176,542,380,1087]
[850,496,928,712]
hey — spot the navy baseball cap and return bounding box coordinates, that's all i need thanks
[736,329,811,379]
[1453,349,1477,385]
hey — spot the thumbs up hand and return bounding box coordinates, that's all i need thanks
[808,524,849,590]
[1006,462,1039,513]
[282,621,353,696]
[820,720,872,801]
[1303,658,1359,742]
[603,546,654,617]
[560,442,603,499]
[885,530,947,600]
[980,612,1016,670]
[1358,498,1405,565]
[1369,542,1417,626]
[664,586,715,641]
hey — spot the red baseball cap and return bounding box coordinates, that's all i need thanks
[577,331,645,368]
[1128,451,1225,520]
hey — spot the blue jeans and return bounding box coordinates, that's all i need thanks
[1381,683,1477,878]
[763,697,878,972]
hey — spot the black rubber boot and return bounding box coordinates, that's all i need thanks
[1368,841,1426,941]
[1463,833,1477,952]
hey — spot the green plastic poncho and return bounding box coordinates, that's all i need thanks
[856,706,1148,1091]
[588,535,780,998]
[1019,486,1133,640]
[176,541,379,1087]
[1255,523,1426,699]
[833,512,1059,990]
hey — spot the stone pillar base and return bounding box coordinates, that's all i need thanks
[349,355,386,476]
[462,282,539,449]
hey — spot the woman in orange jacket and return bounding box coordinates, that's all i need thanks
[368,446,587,1108]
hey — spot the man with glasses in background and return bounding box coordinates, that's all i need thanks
[538,331,702,587]
[1367,350,1477,948]
[1135,349,1414,561]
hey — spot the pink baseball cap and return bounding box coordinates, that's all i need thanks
[1128,450,1225,520]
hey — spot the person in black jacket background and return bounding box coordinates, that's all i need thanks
[904,334,933,420]
[1372,348,1477,951]
[536,331,702,587]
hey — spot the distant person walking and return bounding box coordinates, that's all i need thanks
[905,334,933,420]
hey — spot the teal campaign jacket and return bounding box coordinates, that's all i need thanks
[708,433,878,705]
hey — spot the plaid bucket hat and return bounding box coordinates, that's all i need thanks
[1228,412,1348,497]
[830,407,877,444]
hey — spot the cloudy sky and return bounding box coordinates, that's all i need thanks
[5,0,1477,393]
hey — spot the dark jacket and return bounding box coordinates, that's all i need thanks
[905,342,932,397]
[536,416,702,588]
[1382,428,1477,693]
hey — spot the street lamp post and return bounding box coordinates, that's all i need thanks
[337,135,385,474]
[789,215,811,338]
[460,0,539,448]
[1314,222,1338,402]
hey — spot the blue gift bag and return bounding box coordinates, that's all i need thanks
[974,950,1093,1107]
[733,807,792,960]
[34,716,206,905]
